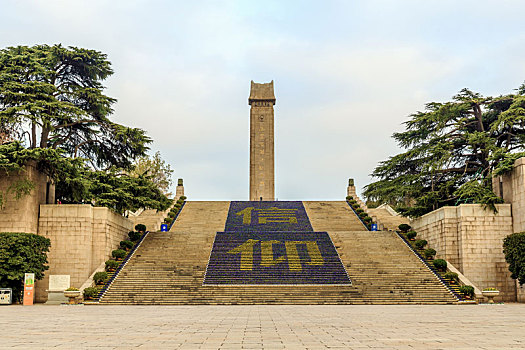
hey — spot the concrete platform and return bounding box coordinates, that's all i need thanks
[1,304,524,349]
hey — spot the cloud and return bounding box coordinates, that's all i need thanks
[1,0,525,200]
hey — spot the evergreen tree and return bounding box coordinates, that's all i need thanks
[364,84,525,217]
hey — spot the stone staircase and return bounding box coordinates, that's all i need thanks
[303,201,367,231]
[367,206,410,232]
[99,201,458,304]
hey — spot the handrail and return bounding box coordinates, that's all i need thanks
[395,231,464,302]
[167,201,186,231]
[345,200,370,231]
[98,230,151,299]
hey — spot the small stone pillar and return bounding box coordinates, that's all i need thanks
[347,178,357,198]
[176,178,184,199]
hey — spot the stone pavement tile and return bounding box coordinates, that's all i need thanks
[2,304,525,349]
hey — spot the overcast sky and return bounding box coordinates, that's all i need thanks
[2,1,525,200]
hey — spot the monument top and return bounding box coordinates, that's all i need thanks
[249,80,276,105]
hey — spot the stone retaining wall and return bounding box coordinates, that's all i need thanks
[36,204,133,302]
[0,161,53,233]
[411,204,515,301]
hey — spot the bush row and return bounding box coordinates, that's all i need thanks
[164,196,187,225]
[397,224,476,299]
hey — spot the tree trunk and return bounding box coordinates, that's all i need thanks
[40,127,49,148]
[31,122,36,148]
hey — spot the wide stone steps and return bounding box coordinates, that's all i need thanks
[99,201,458,305]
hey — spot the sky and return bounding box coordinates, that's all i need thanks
[2,0,525,200]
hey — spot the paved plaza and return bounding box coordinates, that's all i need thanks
[2,304,525,349]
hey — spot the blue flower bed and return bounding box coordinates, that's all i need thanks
[203,231,351,285]
[224,201,313,232]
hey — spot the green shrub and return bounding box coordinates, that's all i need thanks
[65,287,79,291]
[362,216,372,223]
[352,203,360,209]
[83,287,98,299]
[503,232,525,285]
[168,211,176,218]
[398,224,411,232]
[406,231,417,240]
[119,240,134,250]
[176,198,184,204]
[348,199,357,205]
[0,232,51,302]
[444,272,459,282]
[424,248,436,259]
[414,239,428,250]
[112,249,127,260]
[459,285,475,298]
[180,196,187,200]
[163,217,171,224]
[355,208,364,214]
[433,259,447,271]
[93,271,109,284]
[128,231,141,241]
[105,260,119,271]
[135,224,146,232]
[483,287,498,291]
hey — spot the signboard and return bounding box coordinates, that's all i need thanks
[371,223,378,231]
[48,275,70,291]
[23,273,35,306]
[160,224,168,232]
[203,232,351,285]
[224,201,313,232]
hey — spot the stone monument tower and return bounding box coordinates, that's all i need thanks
[249,80,276,201]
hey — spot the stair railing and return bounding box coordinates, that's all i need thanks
[98,229,151,300]
[395,232,464,302]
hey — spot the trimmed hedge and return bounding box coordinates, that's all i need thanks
[433,259,447,271]
[128,231,141,241]
[105,260,119,271]
[135,224,146,232]
[120,240,134,250]
[406,231,417,240]
[93,271,108,284]
[414,239,428,250]
[423,248,436,259]
[398,224,411,232]
[459,285,475,298]
[112,249,127,260]
[83,287,98,299]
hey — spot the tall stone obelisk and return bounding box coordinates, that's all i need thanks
[249,80,276,201]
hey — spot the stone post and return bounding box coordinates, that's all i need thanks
[176,178,185,199]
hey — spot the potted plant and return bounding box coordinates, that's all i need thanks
[128,230,141,242]
[112,249,127,261]
[414,239,428,250]
[120,240,134,251]
[443,272,459,284]
[93,271,109,285]
[459,285,475,300]
[398,224,411,233]
[83,287,98,301]
[406,231,417,241]
[63,287,81,304]
[135,224,146,233]
[482,288,500,304]
[105,260,119,272]
[433,259,447,272]
[423,248,436,260]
